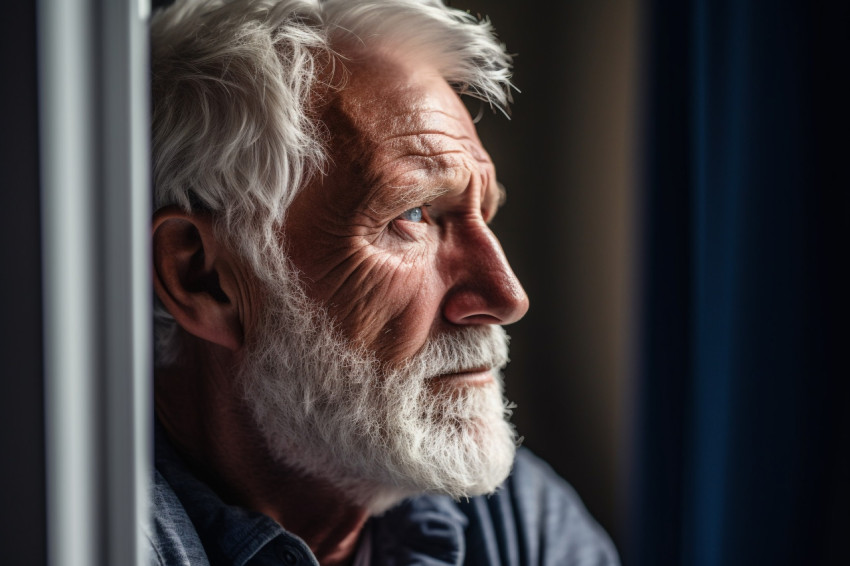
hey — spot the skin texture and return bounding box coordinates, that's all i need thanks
[152,53,528,565]
[284,53,528,369]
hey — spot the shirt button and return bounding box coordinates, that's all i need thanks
[282,550,297,564]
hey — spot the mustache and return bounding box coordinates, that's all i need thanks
[394,325,511,379]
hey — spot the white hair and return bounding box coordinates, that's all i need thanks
[151,0,514,366]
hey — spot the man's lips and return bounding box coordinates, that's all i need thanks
[431,367,494,386]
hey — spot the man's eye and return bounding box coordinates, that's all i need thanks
[398,206,424,223]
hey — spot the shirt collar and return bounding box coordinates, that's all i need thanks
[155,420,468,566]
[155,421,318,566]
[372,496,469,565]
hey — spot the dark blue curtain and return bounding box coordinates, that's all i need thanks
[631,1,848,565]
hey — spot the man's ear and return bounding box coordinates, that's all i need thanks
[152,206,243,351]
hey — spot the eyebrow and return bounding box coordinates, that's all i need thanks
[366,182,453,218]
[478,181,507,224]
[496,181,507,206]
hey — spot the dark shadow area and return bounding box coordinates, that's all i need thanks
[0,2,47,563]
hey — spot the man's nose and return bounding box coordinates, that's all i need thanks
[441,225,529,326]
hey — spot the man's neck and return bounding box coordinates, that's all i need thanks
[154,340,370,565]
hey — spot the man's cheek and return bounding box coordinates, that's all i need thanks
[366,300,439,364]
[335,258,441,361]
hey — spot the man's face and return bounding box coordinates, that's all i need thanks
[237,54,528,510]
[283,54,528,372]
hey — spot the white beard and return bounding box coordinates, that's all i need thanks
[237,259,519,514]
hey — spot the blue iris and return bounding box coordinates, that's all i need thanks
[399,206,424,222]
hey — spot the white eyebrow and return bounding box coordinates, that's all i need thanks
[496,181,507,206]
[363,162,458,217]
[380,183,452,209]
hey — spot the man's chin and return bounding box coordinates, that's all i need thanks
[247,378,518,509]
[271,394,518,513]
[345,423,518,515]
[372,384,519,504]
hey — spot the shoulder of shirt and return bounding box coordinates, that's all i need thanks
[455,446,622,566]
[143,468,211,566]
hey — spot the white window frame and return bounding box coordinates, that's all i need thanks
[38,0,152,564]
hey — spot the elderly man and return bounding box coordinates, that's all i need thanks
[148,0,619,564]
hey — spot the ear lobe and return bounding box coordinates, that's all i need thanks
[152,207,244,351]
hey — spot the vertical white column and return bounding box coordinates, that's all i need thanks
[39,0,99,563]
[38,0,151,564]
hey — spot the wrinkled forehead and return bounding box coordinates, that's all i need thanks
[321,52,484,161]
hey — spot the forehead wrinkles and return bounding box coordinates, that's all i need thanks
[321,67,495,206]
[372,132,485,177]
[365,137,495,216]
[365,104,495,190]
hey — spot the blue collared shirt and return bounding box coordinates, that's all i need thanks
[146,427,620,565]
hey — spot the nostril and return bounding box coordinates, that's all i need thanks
[442,282,528,326]
[459,313,503,324]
